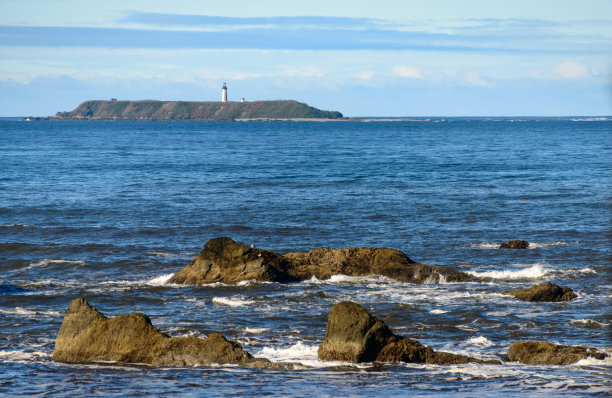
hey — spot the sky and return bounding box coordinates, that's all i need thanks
[1,0,611,116]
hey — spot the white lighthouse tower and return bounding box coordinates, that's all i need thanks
[222,82,227,102]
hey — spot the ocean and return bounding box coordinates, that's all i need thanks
[1,118,610,396]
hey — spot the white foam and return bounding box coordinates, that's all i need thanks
[147,273,175,286]
[467,263,548,280]
[575,355,612,366]
[570,319,609,328]
[0,307,62,317]
[429,309,448,314]
[27,259,85,269]
[0,223,31,227]
[147,251,196,258]
[243,327,270,334]
[528,241,569,249]
[0,350,51,363]
[212,296,256,307]
[469,242,500,249]
[466,336,495,347]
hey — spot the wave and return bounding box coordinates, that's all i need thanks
[212,296,256,307]
[467,264,548,280]
[570,319,609,328]
[242,327,270,334]
[27,259,86,269]
[466,336,495,347]
[146,251,196,258]
[0,349,51,363]
[429,309,448,314]
[147,273,175,286]
[0,307,62,317]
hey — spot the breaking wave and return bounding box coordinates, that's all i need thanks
[466,264,548,280]
[212,296,256,307]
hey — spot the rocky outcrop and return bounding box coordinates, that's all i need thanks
[501,282,577,302]
[169,237,298,284]
[499,240,529,249]
[52,298,289,368]
[169,237,474,285]
[507,341,607,365]
[284,247,471,283]
[317,302,500,365]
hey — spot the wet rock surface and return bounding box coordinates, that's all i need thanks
[317,302,500,365]
[52,298,291,368]
[502,282,577,302]
[170,237,474,285]
[499,240,530,249]
[507,341,607,365]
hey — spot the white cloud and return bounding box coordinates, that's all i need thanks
[354,70,374,80]
[553,61,590,79]
[464,70,489,87]
[392,66,422,79]
[0,73,31,85]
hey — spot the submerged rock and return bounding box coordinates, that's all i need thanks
[507,341,607,365]
[52,298,289,368]
[317,302,500,365]
[499,240,529,249]
[169,237,474,285]
[501,282,577,302]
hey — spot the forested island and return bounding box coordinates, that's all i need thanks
[47,100,343,121]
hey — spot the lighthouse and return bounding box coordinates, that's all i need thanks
[222,82,227,102]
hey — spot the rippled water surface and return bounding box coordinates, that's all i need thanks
[1,119,611,396]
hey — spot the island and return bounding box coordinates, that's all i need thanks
[48,100,343,121]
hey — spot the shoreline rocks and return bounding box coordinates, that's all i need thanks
[169,237,474,285]
[52,298,291,368]
[499,240,529,249]
[317,302,500,365]
[507,341,607,365]
[501,282,577,302]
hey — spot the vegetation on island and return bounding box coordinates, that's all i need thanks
[51,100,343,121]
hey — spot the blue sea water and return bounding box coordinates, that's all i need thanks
[0,118,611,396]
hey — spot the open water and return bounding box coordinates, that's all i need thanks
[0,118,611,396]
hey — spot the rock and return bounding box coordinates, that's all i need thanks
[499,240,529,249]
[501,282,577,302]
[284,247,473,283]
[507,341,607,365]
[168,237,298,284]
[169,237,474,285]
[52,298,290,368]
[318,302,500,365]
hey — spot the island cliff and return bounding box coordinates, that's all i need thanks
[51,100,343,121]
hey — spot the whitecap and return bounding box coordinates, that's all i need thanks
[429,309,448,314]
[27,259,85,269]
[146,251,196,258]
[147,273,175,286]
[212,296,256,307]
[468,242,499,249]
[466,336,495,347]
[0,350,51,363]
[528,241,569,249]
[574,355,612,366]
[570,319,609,328]
[0,307,62,317]
[242,327,270,334]
[466,263,548,280]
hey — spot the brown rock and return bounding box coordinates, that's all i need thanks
[318,302,500,365]
[499,240,529,249]
[284,247,473,283]
[507,341,607,365]
[168,237,298,284]
[53,298,291,368]
[169,237,474,285]
[501,282,577,302]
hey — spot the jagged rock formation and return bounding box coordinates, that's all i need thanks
[168,237,474,285]
[499,240,529,249]
[507,341,607,365]
[51,100,343,121]
[317,302,500,365]
[52,298,290,368]
[501,282,577,302]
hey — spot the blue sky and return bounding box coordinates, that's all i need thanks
[1,0,611,116]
